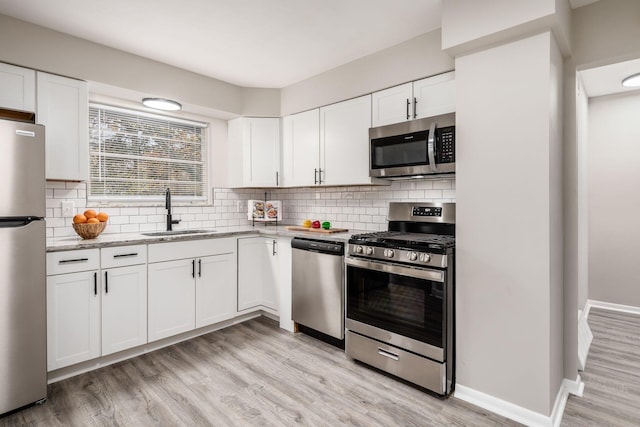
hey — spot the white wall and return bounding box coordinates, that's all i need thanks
[455,31,563,416]
[280,30,454,116]
[587,91,640,306]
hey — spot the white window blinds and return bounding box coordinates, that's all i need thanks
[88,104,208,202]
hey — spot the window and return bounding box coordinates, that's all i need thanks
[88,104,208,202]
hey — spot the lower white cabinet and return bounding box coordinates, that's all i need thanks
[147,238,237,342]
[196,253,237,328]
[101,264,147,356]
[46,269,100,371]
[238,237,279,312]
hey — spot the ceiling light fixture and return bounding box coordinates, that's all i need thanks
[621,73,640,88]
[142,97,182,111]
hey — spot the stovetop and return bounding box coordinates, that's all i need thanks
[349,231,455,252]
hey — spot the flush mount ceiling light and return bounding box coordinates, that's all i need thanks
[142,97,182,111]
[621,73,640,88]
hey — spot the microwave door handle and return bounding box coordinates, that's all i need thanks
[427,121,437,172]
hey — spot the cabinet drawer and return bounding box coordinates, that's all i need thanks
[47,249,100,275]
[101,245,147,268]
[148,237,236,263]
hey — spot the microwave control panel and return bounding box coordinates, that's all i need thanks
[436,126,455,164]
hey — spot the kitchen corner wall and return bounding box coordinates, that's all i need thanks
[45,178,455,238]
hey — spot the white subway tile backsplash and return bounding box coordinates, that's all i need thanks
[45,178,455,237]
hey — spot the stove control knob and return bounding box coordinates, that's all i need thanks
[384,249,395,258]
[365,247,374,255]
[419,253,431,263]
[407,252,418,261]
[355,245,364,254]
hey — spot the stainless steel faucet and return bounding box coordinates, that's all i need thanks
[165,188,181,231]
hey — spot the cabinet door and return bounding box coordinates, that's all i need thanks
[196,253,238,328]
[237,237,265,311]
[244,118,280,187]
[320,95,373,186]
[102,265,147,356]
[47,270,100,371]
[0,62,35,112]
[282,109,319,186]
[413,71,456,119]
[262,239,279,312]
[148,259,195,342]
[371,82,413,127]
[36,72,88,181]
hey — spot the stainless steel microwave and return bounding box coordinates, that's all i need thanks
[369,113,455,178]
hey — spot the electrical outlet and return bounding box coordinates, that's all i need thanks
[61,201,74,217]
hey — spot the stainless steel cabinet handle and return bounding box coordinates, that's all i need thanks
[413,97,417,119]
[318,168,323,184]
[198,259,202,277]
[59,258,89,264]
[377,348,399,361]
[192,259,195,278]
[427,121,437,172]
[93,272,97,295]
[272,240,277,256]
[314,168,318,185]
[276,171,279,187]
[113,253,138,258]
[406,98,410,120]
[105,271,108,294]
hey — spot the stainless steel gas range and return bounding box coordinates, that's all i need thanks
[345,202,455,396]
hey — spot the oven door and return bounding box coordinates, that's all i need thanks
[345,256,448,362]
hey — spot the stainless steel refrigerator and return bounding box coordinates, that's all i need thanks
[0,118,47,414]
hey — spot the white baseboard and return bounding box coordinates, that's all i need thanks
[455,377,581,427]
[578,308,593,371]
[586,299,640,316]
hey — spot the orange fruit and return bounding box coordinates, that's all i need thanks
[84,209,97,219]
[96,212,109,222]
[87,218,100,224]
[73,214,87,224]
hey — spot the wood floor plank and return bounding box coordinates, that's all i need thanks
[2,316,521,426]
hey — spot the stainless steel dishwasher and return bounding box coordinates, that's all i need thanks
[291,238,345,345]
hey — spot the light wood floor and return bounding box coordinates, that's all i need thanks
[1,316,520,426]
[562,308,640,426]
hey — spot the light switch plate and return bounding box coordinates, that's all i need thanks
[61,201,74,217]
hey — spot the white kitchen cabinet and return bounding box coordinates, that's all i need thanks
[46,249,101,371]
[282,96,380,187]
[320,95,374,186]
[147,258,196,342]
[282,109,320,186]
[196,253,237,328]
[237,237,279,313]
[36,72,88,181]
[371,71,455,127]
[148,238,237,342]
[228,117,280,187]
[0,62,35,112]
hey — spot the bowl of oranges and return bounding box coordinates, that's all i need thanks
[72,209,109,239]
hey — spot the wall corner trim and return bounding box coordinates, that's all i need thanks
[454,382,573,427]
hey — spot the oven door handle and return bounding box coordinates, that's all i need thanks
[345,257,445,283]
[427,121,437,172]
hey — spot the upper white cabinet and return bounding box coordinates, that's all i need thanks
[228,117,280,187]
[282,95,380,187]
[0,62,35,112]
[282,109,320,187]
[320,95,373,186]
[36,72,88,181]
[372,71,456,127]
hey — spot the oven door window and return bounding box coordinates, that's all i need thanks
[347,265,444,348]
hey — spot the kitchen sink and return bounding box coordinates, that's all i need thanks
[141,229,215,237]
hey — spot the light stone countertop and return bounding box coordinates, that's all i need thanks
[46,225,367,252]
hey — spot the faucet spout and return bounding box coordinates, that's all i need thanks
[165,188,180,231]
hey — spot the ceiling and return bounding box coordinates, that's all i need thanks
[0,0,442,89]
[580,58,640,98]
